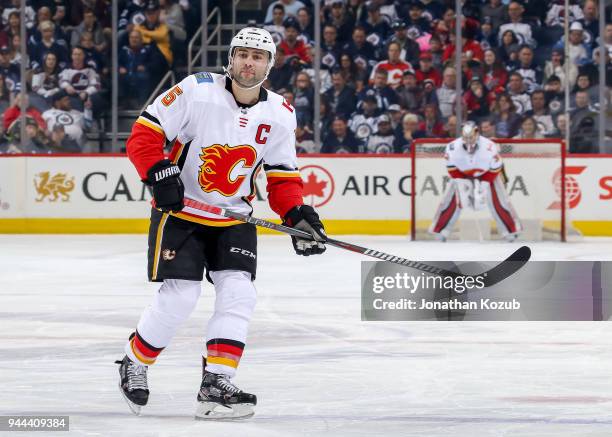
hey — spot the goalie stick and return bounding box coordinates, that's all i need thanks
[182,198,531,287]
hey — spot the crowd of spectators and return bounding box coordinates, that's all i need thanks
[0,0,196,153]
[0,0,608,154]
[263,0,611,154]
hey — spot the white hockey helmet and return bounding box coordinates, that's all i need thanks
[226,27,276,89]
[461,121,479,153]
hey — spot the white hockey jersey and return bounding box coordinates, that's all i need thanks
[127,72,302,226]
[445,136,502,180]
[42,108,91,144]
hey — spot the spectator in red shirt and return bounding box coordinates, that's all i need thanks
[463,76,491,122]
[415,51,442,87]
[482,48,508,94]
[418,103,445,137]
[369,41,413,88]
[3,92,46,132]
[279,18,311,64]
[442,30,484,64]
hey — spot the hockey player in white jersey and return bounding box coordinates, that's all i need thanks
[429,121,522,241]
[116,27,327,420]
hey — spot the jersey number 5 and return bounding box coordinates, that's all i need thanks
[161,85,183,107]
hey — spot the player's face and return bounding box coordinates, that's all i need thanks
[232,47,269,88]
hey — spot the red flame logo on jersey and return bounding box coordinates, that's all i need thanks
[198,144,257,197]
[548,166,586,210]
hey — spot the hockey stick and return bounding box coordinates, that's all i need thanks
[182,197,531,287]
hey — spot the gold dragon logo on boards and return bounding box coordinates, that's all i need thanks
[198,144,257,197]
[34,171,75,202]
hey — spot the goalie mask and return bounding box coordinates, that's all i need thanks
[225,27,276,90]
[462,121,480,153]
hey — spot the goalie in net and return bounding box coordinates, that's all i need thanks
[429,122,522,242]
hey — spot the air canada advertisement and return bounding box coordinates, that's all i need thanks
[0,156,609,228]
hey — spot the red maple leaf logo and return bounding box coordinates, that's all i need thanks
[303,171,327,198]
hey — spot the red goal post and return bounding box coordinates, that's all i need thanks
[410,138,567,242]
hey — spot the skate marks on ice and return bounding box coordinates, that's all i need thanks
[2,236,612,436]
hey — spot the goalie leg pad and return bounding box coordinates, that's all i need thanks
[429,179,463,239]
[486,177,522,239]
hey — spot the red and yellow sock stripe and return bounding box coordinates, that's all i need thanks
[129,331,164,366]
[206,338,244,369]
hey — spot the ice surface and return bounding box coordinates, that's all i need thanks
[1,235,612,436]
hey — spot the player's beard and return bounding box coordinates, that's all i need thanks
[233,67,266,89]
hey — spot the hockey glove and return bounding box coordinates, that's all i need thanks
[283,205,327,256]
[146,159,184,213]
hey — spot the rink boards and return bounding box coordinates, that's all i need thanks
[0,154,610,235]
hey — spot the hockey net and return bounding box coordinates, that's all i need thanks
[411,138,568,241]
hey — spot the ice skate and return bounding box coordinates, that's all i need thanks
[504,233,519,242]
[195,362,256,420]
[116,355,149,415]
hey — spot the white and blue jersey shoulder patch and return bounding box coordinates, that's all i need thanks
[194,72,213,84]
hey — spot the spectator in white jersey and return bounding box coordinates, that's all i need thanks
[265,0,305,23]
[59,46,103,116]
[507,45,543,94]
[42,89,92,149]
[544,48,578,90]
[506,72,532,115]
[349,93,381,143]
[2,0,35,30]
[554,21,591,67]
[31,52,63,110]
[366,114,396,154]
[498,1,536,47]
[264,3,286,45]
[436,67,457,119]
[524,90,555,136]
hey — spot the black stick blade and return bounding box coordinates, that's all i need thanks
[480,245,532,287]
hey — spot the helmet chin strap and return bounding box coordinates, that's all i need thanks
[233,76,266,90]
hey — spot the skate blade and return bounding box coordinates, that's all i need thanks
[118,382,143,416]
[194,401,254,421]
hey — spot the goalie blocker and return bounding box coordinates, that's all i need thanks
[429,123,522,242]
